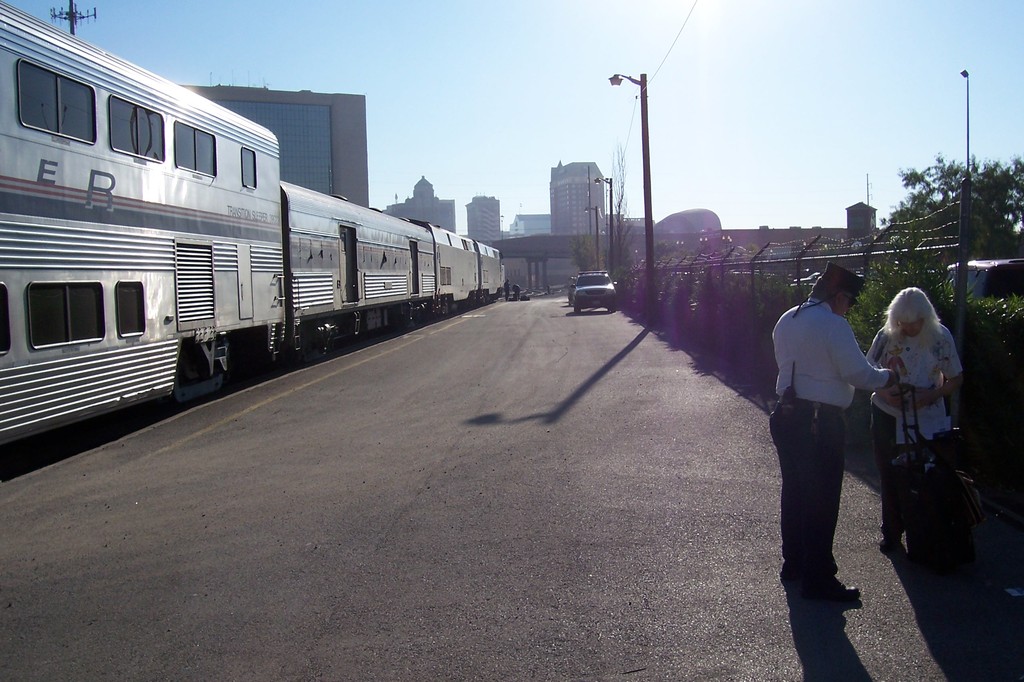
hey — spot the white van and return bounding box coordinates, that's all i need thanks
[949,259,1024,298]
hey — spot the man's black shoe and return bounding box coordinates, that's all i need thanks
[801,579,861,602]
[780,565,801,582]
[879,538,901,553]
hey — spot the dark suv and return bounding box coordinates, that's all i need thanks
[572,271,617,313]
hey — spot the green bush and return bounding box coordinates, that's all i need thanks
[956,296,1024,488]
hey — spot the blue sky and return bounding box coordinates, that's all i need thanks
[10,1,1022,234]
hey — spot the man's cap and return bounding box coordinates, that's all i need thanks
[817,262,865,298]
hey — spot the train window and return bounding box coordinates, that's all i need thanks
[173,121,217,176]
[195,129,216,175]
[109,97,164,161]
[28,283,103,347]
[17,61,96,143]
[115,282,145,337]
[241,148,257,188]
[0,284,9,353]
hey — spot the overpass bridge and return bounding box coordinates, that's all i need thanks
[493,235,575,291]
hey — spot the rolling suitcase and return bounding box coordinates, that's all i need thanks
[894,456,976,571]
[892,387,983,572]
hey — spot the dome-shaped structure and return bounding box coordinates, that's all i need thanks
[413,176,435,200]
[655,208,722,234]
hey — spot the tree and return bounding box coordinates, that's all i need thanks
[890,154,1024,258]
[570,235,598,271]
[610,144,634,278]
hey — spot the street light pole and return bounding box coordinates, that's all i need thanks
[952,69,972,426]
[961,69,970,174]
[595,177,613,274]
[607,179,613,273]
[586,166,600,268]
[610,73,655,322]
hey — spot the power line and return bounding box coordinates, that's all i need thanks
[650,0,700,86]
[620,1,699,157]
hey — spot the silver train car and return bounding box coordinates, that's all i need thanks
[0,2,284,443]
[0,2,501,446]
[283,185,502,352]
[282,182,436,356]
[477,241,503,303]
[407,220,501,315]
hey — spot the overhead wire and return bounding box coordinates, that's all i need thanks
[650,0,700,87]
[620,0,699,158]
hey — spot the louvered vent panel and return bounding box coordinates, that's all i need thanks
[294,272,335,308]
[175,242,215,322]
[364,274,408,300]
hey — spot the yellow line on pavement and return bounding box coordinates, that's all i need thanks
[150,335,424,456]
[426,316,470,334]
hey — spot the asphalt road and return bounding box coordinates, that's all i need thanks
[1,296,1023,681]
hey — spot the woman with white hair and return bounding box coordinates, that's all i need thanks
[866,287,964,553]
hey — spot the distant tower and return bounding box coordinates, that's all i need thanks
[466,196,501,244]
[845,202,877,239]
[384,177,457,232]
[550,161,603,236]
[50,1,96,35]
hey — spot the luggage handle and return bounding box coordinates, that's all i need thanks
[896,384,931,464]
[896,385,962,470]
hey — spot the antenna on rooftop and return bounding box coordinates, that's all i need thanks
[50,1,96,36]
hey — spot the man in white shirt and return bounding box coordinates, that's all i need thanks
[770,262,898,602]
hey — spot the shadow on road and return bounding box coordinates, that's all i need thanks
[465,328,649,427]
[784,585,871,681]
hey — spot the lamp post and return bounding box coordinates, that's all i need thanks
[610,73,655,322]
[595,176,613,273]
[586,167,600,268]
[961,69,970,174]
[952,69,972,425]
[584,206,601,267]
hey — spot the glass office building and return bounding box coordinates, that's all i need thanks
[189,86,369,207]
[220,101,332,195]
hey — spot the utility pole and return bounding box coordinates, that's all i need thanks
[51,1,96,35]
[952,69,971,426]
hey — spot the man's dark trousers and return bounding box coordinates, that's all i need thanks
[770,401,846,586]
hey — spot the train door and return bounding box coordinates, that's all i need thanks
[410,240,420,295]
[340,225,358,302]
[237,243,253,320]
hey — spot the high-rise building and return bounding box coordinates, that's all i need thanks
[188,85,369,207]
[466,196,500,244]
[550,161,604,236]
[384,177,457,232]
